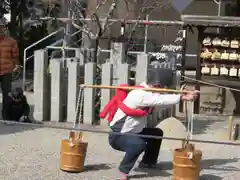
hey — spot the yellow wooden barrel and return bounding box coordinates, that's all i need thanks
[173,143,202,180]
[60,131,88,173]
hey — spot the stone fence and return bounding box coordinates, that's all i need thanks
[33,43,176,125]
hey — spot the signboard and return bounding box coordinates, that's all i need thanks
[148,44,182,119]
[149,44,182,70]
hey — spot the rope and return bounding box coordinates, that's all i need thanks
[0,119,239,146]
[182,75,240,92]
[78,86,84,124]
[78,76,238,146]
[185,101,190,137]
[73,86,83,128]
[185,101,194,141]
[190,101,194,140]
[180,75,240,141]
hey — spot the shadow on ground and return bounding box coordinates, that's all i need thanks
[61,163,112,174]
[63,163,171,178]
[133,161,171,178]
[133,157,239,179]
[84,163,112,172]
[200,174,223,180]
[130,170,171,179]
[157,157,239,171]
[0,123,40,135]
[201,158,239,171]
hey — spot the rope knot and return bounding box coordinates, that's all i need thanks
[79,84,85,89]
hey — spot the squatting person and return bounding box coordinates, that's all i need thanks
[100,67,198,180]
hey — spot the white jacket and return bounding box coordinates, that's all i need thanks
[110,82,181,133]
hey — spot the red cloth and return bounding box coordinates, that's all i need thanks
[99,84,150,123]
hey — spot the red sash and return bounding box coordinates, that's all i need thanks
[99,84,152,123]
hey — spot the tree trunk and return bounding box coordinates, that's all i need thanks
[9,1,18,38]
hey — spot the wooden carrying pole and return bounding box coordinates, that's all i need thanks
[81,84,202,94]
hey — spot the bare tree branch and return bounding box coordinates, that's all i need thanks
[101,0,118,34]
[91,12,102,37]
[95,0,108,12]
[71,0,118,42]
[65,0,172,63]
[125,0,172,52]
[93,0,119,61]
[103,0,131,32]
[125,0,148,52]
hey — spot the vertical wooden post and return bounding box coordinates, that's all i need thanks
[228,116,234,140]
[194,26,204,114]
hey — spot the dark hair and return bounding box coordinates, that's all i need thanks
[147,66,174,87]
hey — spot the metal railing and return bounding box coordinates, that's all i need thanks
[46,46,197,58]
[23,28,66,90]
[40,17,184,26]
[23,28,83,90]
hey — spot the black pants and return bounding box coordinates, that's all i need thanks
[109,127,163,174]
[0,73,12,119]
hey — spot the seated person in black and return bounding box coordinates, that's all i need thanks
[3,87,31,123]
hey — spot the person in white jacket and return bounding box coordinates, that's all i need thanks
[109,67,198,180]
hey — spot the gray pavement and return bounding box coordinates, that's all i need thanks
[0,120,240,180]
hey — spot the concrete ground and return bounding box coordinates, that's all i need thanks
[0,118,240,180]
